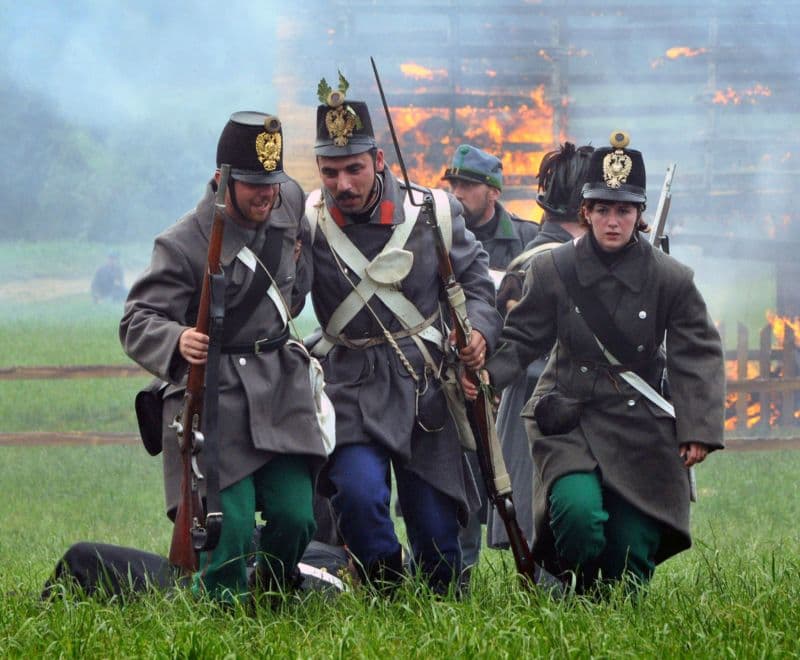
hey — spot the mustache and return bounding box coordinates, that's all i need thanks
[336,191,358,201]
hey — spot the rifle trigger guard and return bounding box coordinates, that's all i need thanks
[191,430,205,454]
[191,454,204,481]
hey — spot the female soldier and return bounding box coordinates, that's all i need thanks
[466,132,725,593]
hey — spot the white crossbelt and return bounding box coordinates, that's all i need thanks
[306,188,453,356]
[595,337,696,501]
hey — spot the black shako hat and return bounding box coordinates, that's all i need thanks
[581,130,646,204]
[216,111,289,184]
[314,100,376,157]
[314,73,376,157]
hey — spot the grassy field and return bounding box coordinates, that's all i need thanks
[1,241,798,657]
[2,445,798,657]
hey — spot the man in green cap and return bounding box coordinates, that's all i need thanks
[442,144,539,278]
[120,111,329,603]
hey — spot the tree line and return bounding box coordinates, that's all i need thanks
[1,75,214,243]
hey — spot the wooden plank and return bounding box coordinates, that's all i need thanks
[781,327,797,427]
[757,324,773,431]
[735,323,748,431]
[0,365,147,380]
[725,379,800,394]
[725,437,800,452]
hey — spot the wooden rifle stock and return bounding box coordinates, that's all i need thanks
[429,205,537,585]
[369,56,536,585]
[169,165,229,573]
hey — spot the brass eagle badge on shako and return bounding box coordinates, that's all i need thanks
[318,71,362,147]
[255,116,282,172]
[602,130,633,189]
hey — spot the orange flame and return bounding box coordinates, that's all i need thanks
[666,46,708,59]
[651,46,708,69]
[400,62,447,81]
[765,311,800,349]
[713,84,772,105]
[385,83,558,194]
[724,397,780,431]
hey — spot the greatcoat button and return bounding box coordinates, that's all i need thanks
[637,345,645,352]
[239,357,247,366]
[580,365,589,374]
[627,399,636,407]
[639,310,647,319]
[575,306,581,314]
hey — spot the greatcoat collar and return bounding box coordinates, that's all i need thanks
[574,231,651,293]
[322,170,406,228]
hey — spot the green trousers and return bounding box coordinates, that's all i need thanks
[192,455,316,602]
[549,471,661,589]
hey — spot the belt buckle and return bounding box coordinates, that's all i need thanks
[254,338,267,354]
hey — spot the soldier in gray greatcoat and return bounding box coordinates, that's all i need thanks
[466,132,725,593]
[120,112,328,602]
[487,142,594,551]
[304,78,502,593]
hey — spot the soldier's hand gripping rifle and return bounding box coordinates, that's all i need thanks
[168,164,229,573]
[371,57,538,586]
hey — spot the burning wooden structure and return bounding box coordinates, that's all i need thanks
[723,315,800,434]
[274,1,799,313]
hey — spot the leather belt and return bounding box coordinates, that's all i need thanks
[322,310,440,351]
[222,326,290,354]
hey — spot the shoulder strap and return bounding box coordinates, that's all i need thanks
[430,188,452,252]
[312,194,443,357]
[506,241,562,272]
[223,226,284,343]
[305,189,322,244]
[551,241,639,365]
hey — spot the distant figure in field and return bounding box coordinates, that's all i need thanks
[91,251,127,302]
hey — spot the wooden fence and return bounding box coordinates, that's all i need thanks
[1,335,799,447]
[721,322,800,433]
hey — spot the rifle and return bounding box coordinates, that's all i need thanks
[649,163,676,252]
[647,163,697,501]
[370,57,538,585]
[168,164,229,572]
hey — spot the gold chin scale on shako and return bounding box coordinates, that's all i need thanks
[602,130,633,189]
[256,115,282,172]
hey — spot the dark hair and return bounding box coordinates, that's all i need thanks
[536,143,595,221]
[579,198,650,234]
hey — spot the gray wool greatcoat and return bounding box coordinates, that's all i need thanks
[120,178,328,516]
[305,170,502,516]
[485,233,725,571]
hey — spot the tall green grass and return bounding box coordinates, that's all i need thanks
[1,447,799,657]
[2,241,798,657]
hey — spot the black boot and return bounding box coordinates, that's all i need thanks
[363,547,405,596]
